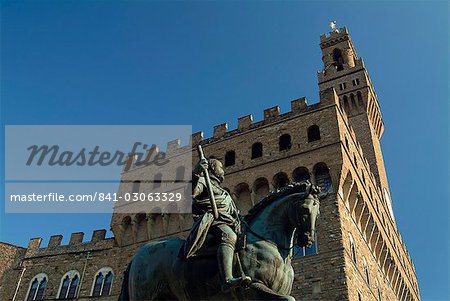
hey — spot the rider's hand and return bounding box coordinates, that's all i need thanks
[193,159,209,175]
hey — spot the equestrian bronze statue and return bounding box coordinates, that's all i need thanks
[119,149,323,301]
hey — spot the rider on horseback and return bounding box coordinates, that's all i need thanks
[185,157,251,292]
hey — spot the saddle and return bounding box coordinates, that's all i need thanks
[178,230,247,259]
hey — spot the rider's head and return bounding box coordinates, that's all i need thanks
[208,157,225,182]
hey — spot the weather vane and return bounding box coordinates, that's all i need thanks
[329,21,339,33]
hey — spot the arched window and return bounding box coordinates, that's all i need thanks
[153,172,162,189]
[343,95,350,113]
[91,268,114,297]
[27,274,47,301]
[363,257,370,285]
[333,48,344,71]
[92,273,103,297]
[376,280,382,301]
[279,134,292,151]
[102,271,113,296]
[357,91,364,107]
[313,163,332,192]
[307,125,321,142]
[272,172,289,190]
[132,180,140,194]
[35,278,46,301]
[252,177,269,203]
[349,234,357,264]
[27,279,39,301]
[59,276,70,299]
[58,270,80,299]
[351,93,357,112]
[175,166,185,183]
[234,183,252,214]
[292,167,310,183]
[251,142,263,159]
[67,275,79,298]
[225,150,236,167]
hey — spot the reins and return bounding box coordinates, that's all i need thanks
[239,215,294,252]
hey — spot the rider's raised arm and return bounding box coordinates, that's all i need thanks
[192,159,208,198]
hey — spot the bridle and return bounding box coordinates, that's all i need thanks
[239,197,317,252]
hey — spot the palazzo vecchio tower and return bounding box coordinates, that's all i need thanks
[0,26,420,301]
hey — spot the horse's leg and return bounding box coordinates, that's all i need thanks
[248,282,296,301]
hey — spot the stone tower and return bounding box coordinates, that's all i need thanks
[317,26,395,223]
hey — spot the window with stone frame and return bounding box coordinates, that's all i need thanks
[349,233,357,264]
[313,162,332,193]
[153,172,162,189]
[251,142,263,159]
[175,166,186,183]
[132,180,141,194]
[333,48,344,71]
[307,125,321,142]
[58,270,80,299]
[279,134,292,151]
[292,166,310,183]
[26,274,47,301]
[363,257,370,285]
[224,150,236,167]
[91,268,114,297]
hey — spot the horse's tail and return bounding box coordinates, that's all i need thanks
[118,260,132,301]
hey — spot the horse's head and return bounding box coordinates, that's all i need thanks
[289,184,323,248]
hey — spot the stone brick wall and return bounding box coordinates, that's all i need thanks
[0,242,26,301]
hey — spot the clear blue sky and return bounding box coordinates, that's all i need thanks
[1,1,448,299]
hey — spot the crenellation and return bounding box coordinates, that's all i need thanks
[27,237,42,250]
[91,229,107,242]
[191,131,203,145]
[291,97,308,112]
[69,232,84,245]
[213,123,228,138]
[48,235,63,248]
[166,138,181,153]
[185,98,336,146]
[238,114,253,130]
[263,106,280,120]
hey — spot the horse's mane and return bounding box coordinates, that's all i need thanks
[244,181,312,223]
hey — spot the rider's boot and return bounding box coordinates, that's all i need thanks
[217,244,251,293]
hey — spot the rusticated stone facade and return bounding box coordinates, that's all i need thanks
[0,26,420,301]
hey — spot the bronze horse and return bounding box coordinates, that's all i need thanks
[119,182,321,301]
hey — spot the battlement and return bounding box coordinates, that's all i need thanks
[190,88,339,145]
[122,138,192,173]
[25,229,114,258]
[320,26,350,47]
[119,89,339,169]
